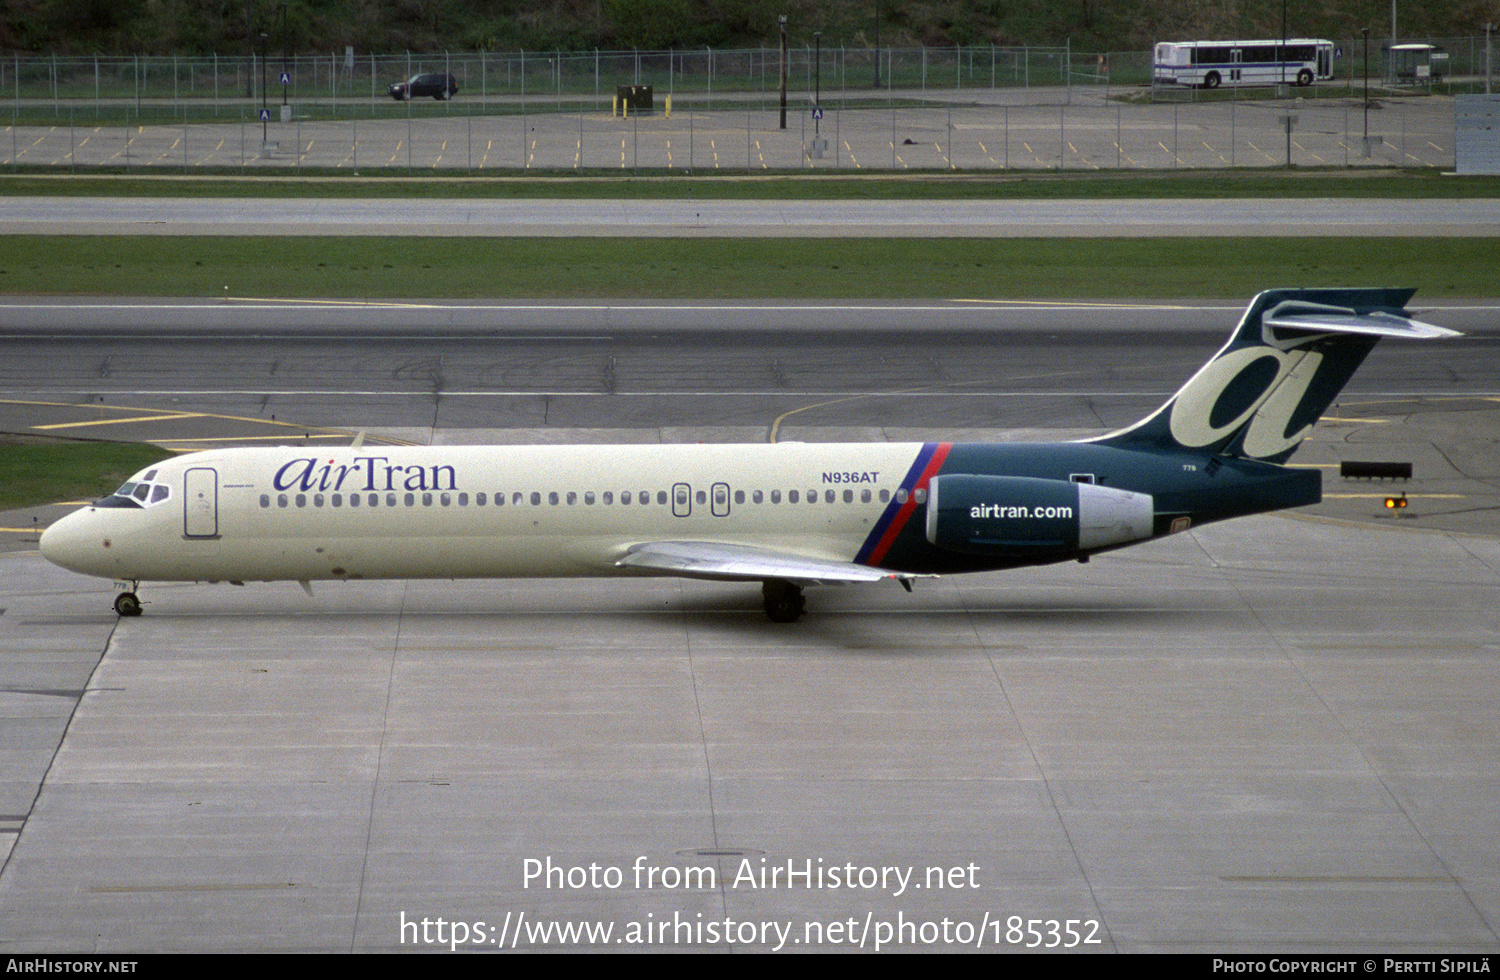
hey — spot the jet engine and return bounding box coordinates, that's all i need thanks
[925,474,1154,557]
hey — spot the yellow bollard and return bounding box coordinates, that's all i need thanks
[665,94,672,118]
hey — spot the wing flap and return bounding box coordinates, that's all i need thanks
[616,541,919,586]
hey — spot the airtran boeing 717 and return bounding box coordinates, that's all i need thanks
[40,289,1454,622]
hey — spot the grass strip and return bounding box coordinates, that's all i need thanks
[1,235,1495,299]
[0,441,175,510]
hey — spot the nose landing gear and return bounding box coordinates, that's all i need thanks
[113,583,143,617]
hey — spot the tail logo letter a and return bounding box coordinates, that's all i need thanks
[1168,346,1322,454]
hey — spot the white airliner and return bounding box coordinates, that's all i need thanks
[40,289,1454,621]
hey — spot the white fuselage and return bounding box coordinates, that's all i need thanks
[40,443,926,584]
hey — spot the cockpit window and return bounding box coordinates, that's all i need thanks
[95,471,172,509]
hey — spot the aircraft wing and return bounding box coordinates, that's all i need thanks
[615,541,922,586]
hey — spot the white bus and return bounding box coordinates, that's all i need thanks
[1154,39,1335,89]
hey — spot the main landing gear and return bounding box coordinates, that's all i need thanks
[114,583,143,617]
[761,579,806,623]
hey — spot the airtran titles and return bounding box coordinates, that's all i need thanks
[273,457,458,494]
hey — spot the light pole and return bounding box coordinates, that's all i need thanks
[778,15,788,130]
[1281,0,1288,92]
[813,31,822,139]
[1487,23,1494,95]
[1362,28,1371,157]
[279,4,288,108]
[1282,0,1291,167]
[259,31,268,145]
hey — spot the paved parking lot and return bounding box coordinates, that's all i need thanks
[1,89,1458,171]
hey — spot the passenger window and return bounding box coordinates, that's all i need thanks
[260,494,270,508]
[278,494,288,508]
[621,491,632,505]
[350,494,360,507]
[332,494,342,507]
[879,489,890,502]
[734,490,744,505]
[566,492,577,505]
[549,492,559,506]
[457,493,468,506]
[602,492,613,505]
[772,490,782,504]
[530,492,540,506]
[296,494,307,507]
[843,490,853,503]
[476,492,487,505]
[386,493,397,507]
[440,493,451,506]
[656,491,667,505]
[405,493,415,507]
[752,490,763,504]
[422,493,433,506]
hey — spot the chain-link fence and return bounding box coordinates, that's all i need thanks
[1,41,1486,171]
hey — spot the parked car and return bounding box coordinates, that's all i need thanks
[388,72,459,101]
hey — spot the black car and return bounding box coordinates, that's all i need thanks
[388,72,458,101]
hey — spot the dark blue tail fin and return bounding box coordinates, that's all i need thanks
[1093,288,1455,464]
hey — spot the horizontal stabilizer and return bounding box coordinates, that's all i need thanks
[1264,307,1459,340]
[617,541,921,586]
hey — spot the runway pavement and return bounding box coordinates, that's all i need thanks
[0,298,1496,953]
[3,195,1498,237]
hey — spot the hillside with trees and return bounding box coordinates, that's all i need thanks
[2,0,1490,55]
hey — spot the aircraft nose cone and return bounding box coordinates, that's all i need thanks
[39,509,106,576]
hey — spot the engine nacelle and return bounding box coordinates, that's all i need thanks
[924,474,1154,557]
